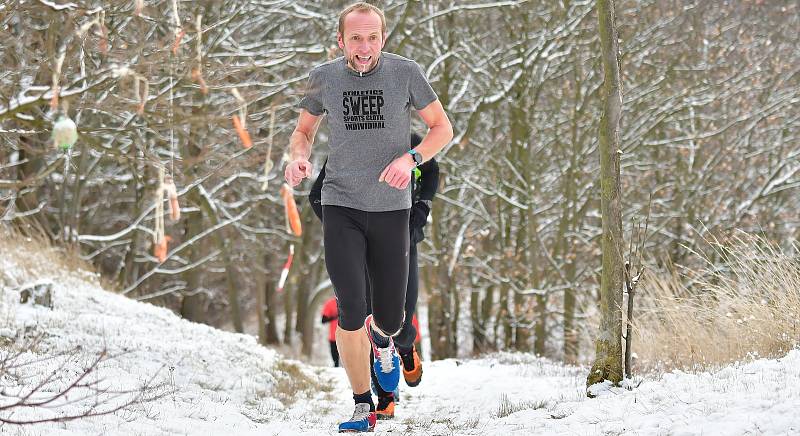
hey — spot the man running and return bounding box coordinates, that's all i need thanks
[309,133,440,420]
[284,2,452,432]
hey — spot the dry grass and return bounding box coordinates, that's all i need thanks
[271,360,330,406]
[0,223,104,290]
[496,393,549,418]
[633,232,800,373]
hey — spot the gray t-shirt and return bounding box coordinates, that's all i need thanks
[298,52,438,212]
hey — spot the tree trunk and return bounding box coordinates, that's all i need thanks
[256,252,267,345]
[14,139,47,232]
[300,249,327,356]
[180,196,207,323]
[563,258,578,363]
[293,207,316,335]
[283,280,294,345]
[472,230,496,355]
[512,116,531,353]
[534,293,547,356]
[429,259,457,359]
[218,228,243,332]
[587,0,625,392]
[121,158,151,289]
[180,88,209,323]
[302,277,333,357]
[282,240,295,345]
[263,251,280,344]
[470,287,494,355]
[564,59,587,364]
[193,192,243,332]
[428,172,458,360]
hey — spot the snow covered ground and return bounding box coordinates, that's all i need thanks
[1,249,799,435]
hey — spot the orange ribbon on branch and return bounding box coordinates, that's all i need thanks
[232,114,252,149]
[154,235,172,263]
[276,244,294,293]
[281,183,302,236]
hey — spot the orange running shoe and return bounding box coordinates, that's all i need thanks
[400,345,422,387]
[375,395,395,420]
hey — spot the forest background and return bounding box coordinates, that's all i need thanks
[2,0,798,371]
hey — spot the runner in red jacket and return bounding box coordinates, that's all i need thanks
[321,297,340,367]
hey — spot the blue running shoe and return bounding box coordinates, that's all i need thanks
[338,403,376,433]
[370,376,400,402]
[364,315,400,392]
[370,362,400,402]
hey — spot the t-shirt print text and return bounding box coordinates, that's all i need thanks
[342,90,386,130]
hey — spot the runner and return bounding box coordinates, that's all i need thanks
[309,133,440,419]
[284,2,453,432]
[321,296,340,367]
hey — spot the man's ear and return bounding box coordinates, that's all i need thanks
[337,33,344,50]
[381,32,387,49]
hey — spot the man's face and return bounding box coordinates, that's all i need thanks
[337,11,385,74]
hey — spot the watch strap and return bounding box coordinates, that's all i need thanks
[408,149,423,166]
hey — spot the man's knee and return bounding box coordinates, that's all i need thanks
[335,297,367,331]
[338,313,367,331]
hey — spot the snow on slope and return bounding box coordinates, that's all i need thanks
[1,241,799,435]
[0,245,333,435]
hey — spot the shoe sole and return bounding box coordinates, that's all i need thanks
[401,347,422,387]
[402,362,422,387]
[339,423,376,433]
[405,376,421,387]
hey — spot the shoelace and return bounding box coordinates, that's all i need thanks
[376,342,395,374]
[350,403,372,421]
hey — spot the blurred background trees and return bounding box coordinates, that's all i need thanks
[2,0,798,364]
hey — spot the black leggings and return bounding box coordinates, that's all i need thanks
[367,242,418,353]
[323,205,410,335]
[369,241,419,398]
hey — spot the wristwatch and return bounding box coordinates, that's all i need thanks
[408,149,423,167]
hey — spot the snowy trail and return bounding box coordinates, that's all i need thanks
[2,254,799,435]
[320,350,800,436]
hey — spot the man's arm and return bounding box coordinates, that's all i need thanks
[379,100,452,189]
[290,109,322,160]
[285,110,323,187]
[413,99,454,163]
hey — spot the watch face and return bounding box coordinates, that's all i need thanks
[413,152,423,165]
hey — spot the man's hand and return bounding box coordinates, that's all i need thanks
[285,159,313,187]
[379,154,415,189]
[410,201,430,229]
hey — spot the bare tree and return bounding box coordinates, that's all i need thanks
[0,337,166,426]
[2,0,798,363]
[587,0,625,391]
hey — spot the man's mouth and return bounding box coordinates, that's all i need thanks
[355,55,372,64]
